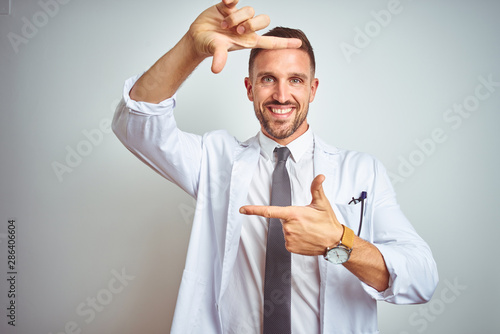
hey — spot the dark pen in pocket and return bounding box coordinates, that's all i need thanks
[348,191,367,236]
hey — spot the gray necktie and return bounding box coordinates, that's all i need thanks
[263,146,292,334]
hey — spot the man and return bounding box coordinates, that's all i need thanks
[112,0,438,333]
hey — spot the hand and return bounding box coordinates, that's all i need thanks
[240,175,344,256]
[189,0,302,73]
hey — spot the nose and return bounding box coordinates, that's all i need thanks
[272,80,291,103]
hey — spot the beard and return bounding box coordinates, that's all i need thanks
[254,101,309,140]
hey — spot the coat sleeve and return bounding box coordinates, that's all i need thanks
[360,158,439,304]
[112,74,203,198]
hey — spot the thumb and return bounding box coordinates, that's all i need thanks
[211,46,228,74]
[310,174,327,205]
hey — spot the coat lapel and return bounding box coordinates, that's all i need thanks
[313,134,340,194]
[219,135,261,300]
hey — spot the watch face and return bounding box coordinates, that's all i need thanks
[326,247,350,264]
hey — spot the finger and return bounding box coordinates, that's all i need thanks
[216,0,239,17]
[310,174,327,203]
[239,205,291,219]
[235,14,270,35]
[221,6,255,29]
[211,47,228,74]
[254,36,302,50]
[222,0,238,7]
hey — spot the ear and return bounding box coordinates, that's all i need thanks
[309,78,319,103]
[244,77,254,102]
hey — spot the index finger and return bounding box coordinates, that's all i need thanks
[254,35,302,50]
[239,205,292,219]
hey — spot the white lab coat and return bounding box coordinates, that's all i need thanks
[112,75,438,334]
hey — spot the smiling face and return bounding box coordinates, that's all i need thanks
[245,48,319,145]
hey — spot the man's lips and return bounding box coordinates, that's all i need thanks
[265,103,296,116]
[270,107,293,114]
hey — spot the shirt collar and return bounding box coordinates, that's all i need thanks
[258,127,314,163]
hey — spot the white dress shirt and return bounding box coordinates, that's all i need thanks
[220,129,321,334]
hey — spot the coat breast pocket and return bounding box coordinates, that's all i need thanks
[333,203,367,238]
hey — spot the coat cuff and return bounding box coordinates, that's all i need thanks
[123,73,177,116]
[361,243,438,304]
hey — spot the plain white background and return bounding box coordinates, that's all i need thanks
[1,0,499,333]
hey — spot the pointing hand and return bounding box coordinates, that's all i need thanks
[240,175,344,255]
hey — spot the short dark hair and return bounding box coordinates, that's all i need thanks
[249,27,316,77]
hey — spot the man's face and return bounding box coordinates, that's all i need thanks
[245,49,319,145]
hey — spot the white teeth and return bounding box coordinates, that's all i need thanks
[271,108,292,114]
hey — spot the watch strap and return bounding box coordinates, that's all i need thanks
[341,225,354,250]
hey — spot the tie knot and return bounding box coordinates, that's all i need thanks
[275,146,291,162]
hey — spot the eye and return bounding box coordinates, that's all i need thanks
[290,78,303,84]
[261,76,275,83]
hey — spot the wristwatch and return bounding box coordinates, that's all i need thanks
[324,225,354,264]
